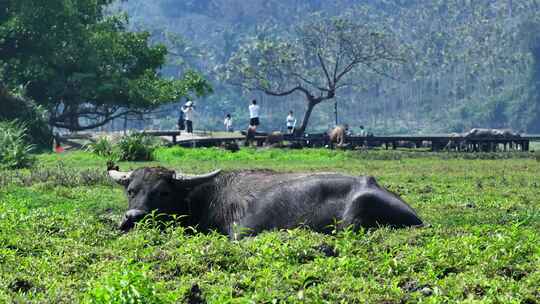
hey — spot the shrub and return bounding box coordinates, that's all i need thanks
[85,133,160,161]
[85,137,114,157]
[0,120,35,169]
[117,133,160,161]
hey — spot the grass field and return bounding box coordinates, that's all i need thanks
[1,148,539,303]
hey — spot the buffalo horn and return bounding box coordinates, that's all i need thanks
[108,170,133,185]
[174,169,221,183]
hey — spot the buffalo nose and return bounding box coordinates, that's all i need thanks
[119,209,147,231]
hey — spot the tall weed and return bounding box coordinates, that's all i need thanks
[85,137,114,158]
[0,121,35,169]
[117,133,160,161]
[86,133,160,161]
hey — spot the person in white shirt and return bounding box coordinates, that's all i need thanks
[286,111,296,134]
[248,99,260,131]
[224,113,233,132]
[182,101,194,134]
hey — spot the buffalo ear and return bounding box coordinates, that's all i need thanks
[108,170,133,187]
[173,169,221,188]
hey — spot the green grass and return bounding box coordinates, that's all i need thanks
[1,148,539,303]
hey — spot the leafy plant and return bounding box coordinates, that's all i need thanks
[85,269,163,304]
[0,121,35,169]
[117,133,160,161]
[85,137,115,158]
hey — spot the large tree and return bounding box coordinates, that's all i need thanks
[0,0,211,131]
[222,15,406,134]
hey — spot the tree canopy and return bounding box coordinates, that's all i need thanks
[0,0,212,131]
[222,15,406,134]
[0,82,51,147]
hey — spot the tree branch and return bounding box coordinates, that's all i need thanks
[317,52,333,87]
[50,108,148,131]
[262,85,313,100]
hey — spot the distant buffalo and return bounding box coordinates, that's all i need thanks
[444,132,466,151]
[328,125,350,148]
[464,128,520,139]
[444,129,521,152]
[108,167,424,238]
[265,132,284,147]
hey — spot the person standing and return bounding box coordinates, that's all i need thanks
[182,100,194,134]
[177,105,185,132]
[359,125,367,137]
[248,99,260,131]
[224,113,233,132]
[286,111,296,134]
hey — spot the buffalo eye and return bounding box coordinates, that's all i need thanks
[127,189,138,197]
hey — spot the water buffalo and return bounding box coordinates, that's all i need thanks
[264,132,284,147]
[328,125,350,148]
[108,167,423,238]
[461,128,521,152]
[444,132,466,151]
[464,128,520,139]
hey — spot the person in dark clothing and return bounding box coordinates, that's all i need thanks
[177,108,185,131]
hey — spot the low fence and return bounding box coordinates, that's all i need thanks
[62,130,540,152]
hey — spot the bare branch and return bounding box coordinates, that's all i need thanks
[317,52,333,87]
[262,86,313,100]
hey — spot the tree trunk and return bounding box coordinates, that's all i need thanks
[295,99,318,135]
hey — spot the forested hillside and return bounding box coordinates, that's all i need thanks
[112,1,540,134]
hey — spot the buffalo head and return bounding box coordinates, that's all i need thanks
[108,167,221,231]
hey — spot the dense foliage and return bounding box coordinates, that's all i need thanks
[0,150,538,302]
[0,0,212,131]
[86,133,160,161]
[112,0,540,134]
[116,133,160,161]
[0,121,35,169]
[0,83,51,147]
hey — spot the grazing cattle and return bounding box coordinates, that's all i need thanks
[395,140,415,149]
[265,132,284,147]
[221,141,239,152]
[444,133,466,151]
[328,125,349,148]
[464,128,520,139]
[463,128,521,152]
[108,167,424,238]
